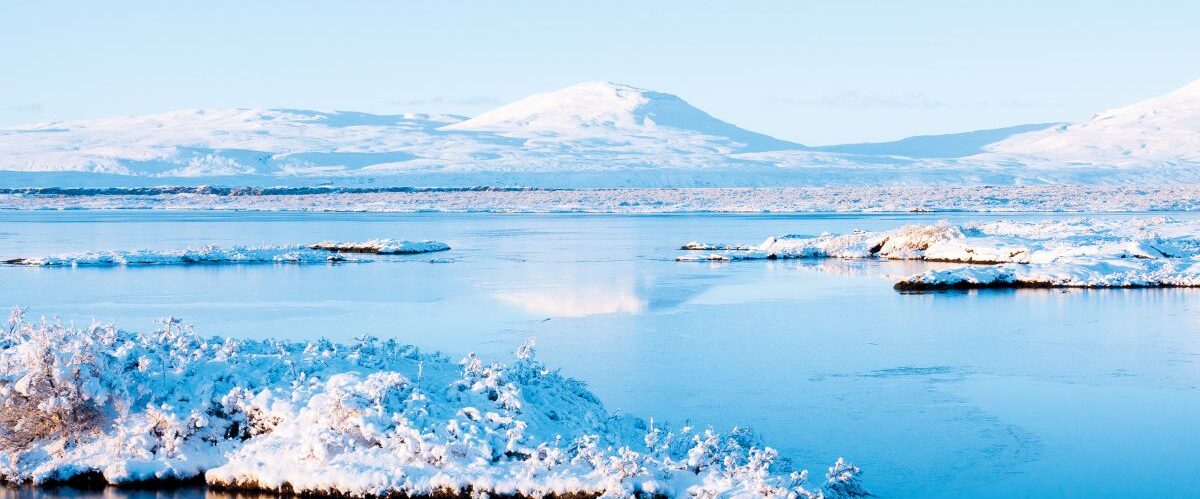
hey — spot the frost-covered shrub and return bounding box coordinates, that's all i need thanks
[0,310,867,497]
[0,310,116,456]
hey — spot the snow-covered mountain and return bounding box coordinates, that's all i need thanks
[982,77,1200,166]
[443,82,796,152]
[1,78,1199,187]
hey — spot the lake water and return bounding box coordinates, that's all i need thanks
[2,210,1199,498]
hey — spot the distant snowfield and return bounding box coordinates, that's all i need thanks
[0,314,866,498]
[677,217,1200,289]
[5,185,1200,213]
[2,79,1200,188]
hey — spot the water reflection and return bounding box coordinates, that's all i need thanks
[495,286,646,317]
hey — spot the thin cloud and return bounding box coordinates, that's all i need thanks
[771,92,1066,110]
[8,103,44,113]
[773,91,949,110]
[390,96,502,107]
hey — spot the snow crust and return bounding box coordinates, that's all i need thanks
[2,245,360,266]
[0,313,866,498]
[677,217,1200,289]
[309,239,451,255]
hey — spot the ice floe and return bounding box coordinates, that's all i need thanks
[0,311,866,497]
[308,239,451,254]
[679,217,1200,289]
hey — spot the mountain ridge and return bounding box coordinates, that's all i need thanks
[1,78,1198,186]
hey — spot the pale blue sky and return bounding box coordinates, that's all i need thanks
[2,1,1198,144]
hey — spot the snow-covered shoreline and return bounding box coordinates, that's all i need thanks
[0,312,866,498]
[677,217,1200,290]
[5,185,1200,213]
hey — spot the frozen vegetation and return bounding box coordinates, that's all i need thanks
[2,245,361,266]
[0,311,867,498]
[309,239,450,254]
[6,185,1200,213]
[677,217,1200,289]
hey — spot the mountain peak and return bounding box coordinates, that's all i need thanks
[442,82,798,151]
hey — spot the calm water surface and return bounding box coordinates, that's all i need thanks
[1,211,1198,498]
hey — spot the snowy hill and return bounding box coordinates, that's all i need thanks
[442,81,797,152]
[983,77,1200,165]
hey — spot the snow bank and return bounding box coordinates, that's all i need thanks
[679,217,1200,289]
[2,245,361,266]
[309,239,450,254]
[0,311,866,498]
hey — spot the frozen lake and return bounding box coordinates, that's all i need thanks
[2,210,1199,498]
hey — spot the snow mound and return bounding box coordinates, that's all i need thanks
[0,312,866,498]
[984,77,1200,166]
[2,245,360,266]
[308,239,451,254]
[678,217,1200,289]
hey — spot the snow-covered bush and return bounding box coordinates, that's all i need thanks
[0,311,865,497]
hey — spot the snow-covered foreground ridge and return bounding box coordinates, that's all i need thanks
[678,218,1200,289]
[0,313,867,498]
[4,77,1200,186]
[2,240,449,266]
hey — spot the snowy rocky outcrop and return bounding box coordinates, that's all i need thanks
[309,239,450,255]
[0,311,867,497]
[2,245,360,266]
[893,259,1200,290]
[679,217,1200,289]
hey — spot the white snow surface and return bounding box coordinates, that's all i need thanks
[2,245,361,266]
[676,217,1200,288]
[3,78,1200,186]
[0,313,867,498]
[309,239,451,254]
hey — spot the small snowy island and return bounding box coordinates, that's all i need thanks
[679,217,1200,290]
[1,245,360,266]
[0,311,865,498]
[2,239,452,266]
[309,239,451,255]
